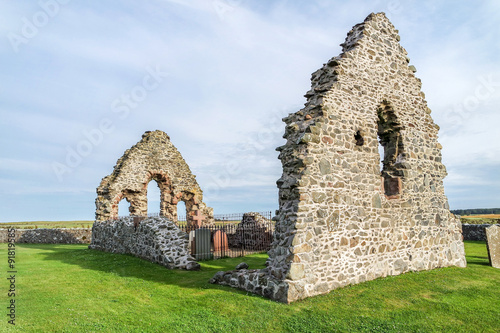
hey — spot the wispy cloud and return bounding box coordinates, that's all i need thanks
[0,0,498,221]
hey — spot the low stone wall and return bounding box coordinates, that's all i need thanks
[0,228,91,244]
[89,216,200,270]
[462,224,500,241]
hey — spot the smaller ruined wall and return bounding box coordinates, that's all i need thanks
[95,130,214,227]
[0,228,91,244]
[89,216,200,270]
[462,224,500,241]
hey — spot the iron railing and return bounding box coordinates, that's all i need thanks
[178,218,275,260]
[177,211,272,224]
[113,211,275,260]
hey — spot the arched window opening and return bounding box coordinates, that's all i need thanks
[147,180,161,215]
[377,101,404,198]
[117,198,130,217]
[177,201,187,222]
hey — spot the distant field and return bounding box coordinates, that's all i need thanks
[0,220,94,229]
[460,214,500,225]
[462,214,500,219]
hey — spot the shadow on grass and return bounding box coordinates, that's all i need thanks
[16,241,493,298]
[466,255,491,266]
[17,243,268,295]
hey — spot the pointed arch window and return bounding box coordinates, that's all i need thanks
[147,180,161,215]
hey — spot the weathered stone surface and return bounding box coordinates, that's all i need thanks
[287,263,305,280]
[372,193,382,209]
[95,130,213,228]
[319,158,331,175]
[236,262,249,270]
[211,12,466,303]
[0,228,91,244]
[393,259,408,273]
[89,216,200,270]
[210,271,225,283]
[486,225,500,268]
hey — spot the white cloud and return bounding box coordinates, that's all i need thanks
[0,0,499,220]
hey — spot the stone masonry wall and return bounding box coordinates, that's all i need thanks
[96,130,213,227]
[0,228,91,244]
[462,224,500,241]
[89,216,200,270]
[211,12,466,303]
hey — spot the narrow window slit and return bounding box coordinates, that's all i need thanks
[354,130,364,146]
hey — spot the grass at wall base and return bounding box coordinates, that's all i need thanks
[1,241,498,332]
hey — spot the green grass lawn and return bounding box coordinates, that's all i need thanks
[1,241,499,332]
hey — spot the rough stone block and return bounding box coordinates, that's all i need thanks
[486,225,500,268]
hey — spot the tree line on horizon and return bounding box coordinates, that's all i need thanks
[451,208,500,216]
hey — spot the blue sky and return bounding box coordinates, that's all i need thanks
[0,0,499,222]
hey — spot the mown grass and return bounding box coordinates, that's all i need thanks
[0,241,498,332]
[0,221,94,229]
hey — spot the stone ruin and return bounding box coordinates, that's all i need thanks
[210,13,466,303]
[89,12,467,303]
[90,130,275,266]
[91,130,212,269]
[95,130,213,227]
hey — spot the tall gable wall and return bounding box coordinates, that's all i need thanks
[211,13,466,303]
